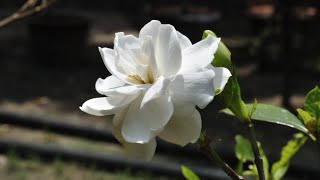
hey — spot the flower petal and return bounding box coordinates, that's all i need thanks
[96,83,148,97]
[170,69,215,109]
[122,94,173,143]
[80,95,136,116]
[113,108,157,161]
[95,76,126,95]
[181,35,220,72]
[155,24,182,77]
[210,66,232,93]
[141,76,171,108]
[98,47,129,82]
[139,20,161,42]
[159,108,201,146]
[177,31,192,50]
[141,36,158,83]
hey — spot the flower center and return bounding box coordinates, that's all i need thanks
[128,75,146,84]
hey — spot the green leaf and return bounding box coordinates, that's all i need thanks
[271,133,307,180]
[181,166,200,180]
[235,135,254,162]
[202,30,232,70]
[297,108,316,135]
[222,104,316,140]
[304,86,320,118]
[297,108,313,125]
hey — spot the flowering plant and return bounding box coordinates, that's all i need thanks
[81,20,320,180]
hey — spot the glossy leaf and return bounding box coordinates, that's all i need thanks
[271,133,307,180]
[181,166,200,180]
[222,104,315,140]
[304,86,320,118]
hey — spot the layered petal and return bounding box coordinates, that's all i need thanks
[159,108,201,146]
[96,81,148,97]
[98,47,128,83]
[155,24,182,77]
[80,95,137,116]
[180,35,220,72]
[141,36,158,83]
[170,69,216,109]
[95,76,126,95]
[113,108,156,161]
[122,94,173,143]
[139,20,161,43]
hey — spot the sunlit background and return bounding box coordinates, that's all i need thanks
[0,0,319,179]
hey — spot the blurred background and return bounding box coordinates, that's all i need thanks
[0,0,319,179]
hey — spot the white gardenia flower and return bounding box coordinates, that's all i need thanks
[80,20,231,160]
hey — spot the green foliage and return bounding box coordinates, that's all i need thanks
[181,166,200,180]
[297,108,316,135]
[271,133,307,180]
[235,135,254,163]
[222,104,315,140]
[304,86,320,118]
[235,135,269,179]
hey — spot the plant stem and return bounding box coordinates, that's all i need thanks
[197,134,244,180]
[246,121,265,180]
[0,0,56,28]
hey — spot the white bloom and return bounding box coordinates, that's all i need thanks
[80,20,231,160]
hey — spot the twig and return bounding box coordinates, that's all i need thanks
[0,0,55,28]
[246,121,265,180]
[197,133,245,180]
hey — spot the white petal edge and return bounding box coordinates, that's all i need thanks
[122,94,173,143]
[177,31,192,50]
[209,66,232,92]
[139,20,161,42]
[80,95,137,116]
[96,83,148,97]
[159,108,201,146]
[181,35,220,72]
[95,76,126,95]
[98,47,129,83]
[155,24,182,77]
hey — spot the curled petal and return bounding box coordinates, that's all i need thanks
[95,76,126,95]
[80,95,137,116]
[139,20,161,42]
[155,24,182,77]
[98,47,129,83]
[181,35,220,72]
[122,94,173,143]
[210,66,232,93]
[159,108,201,146]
